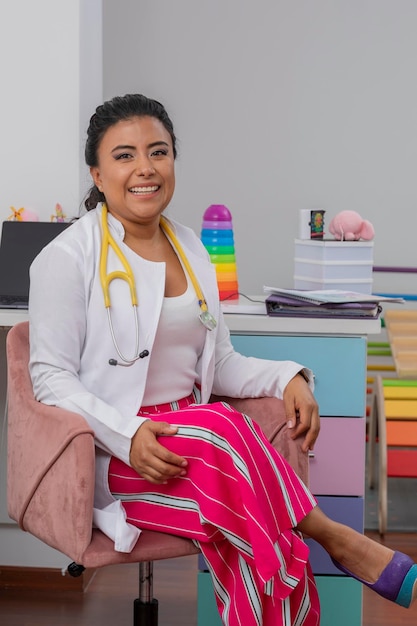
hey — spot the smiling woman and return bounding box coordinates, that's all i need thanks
[27,93,417,626]
[89,117,176,236]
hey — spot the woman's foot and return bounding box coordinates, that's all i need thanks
[297,506,417,607]
[332,550,417,608]
[298,507,392,582]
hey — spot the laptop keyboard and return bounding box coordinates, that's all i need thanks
[0,295,28,309]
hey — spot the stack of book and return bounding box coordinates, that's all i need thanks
[264,286,404,319]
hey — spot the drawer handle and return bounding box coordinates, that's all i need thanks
[308,452,315,459]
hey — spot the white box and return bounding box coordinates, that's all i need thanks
[293,239,374,294]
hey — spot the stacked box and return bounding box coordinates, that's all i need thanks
[294,238,374,293]
[201,204,239,300]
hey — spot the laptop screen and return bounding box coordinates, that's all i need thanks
[0,221,70,304]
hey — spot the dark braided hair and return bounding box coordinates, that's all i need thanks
[84,94,177,211]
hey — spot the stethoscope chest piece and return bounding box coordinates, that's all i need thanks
[199,309,217,331]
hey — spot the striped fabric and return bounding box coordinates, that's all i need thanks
[108,396,320,626]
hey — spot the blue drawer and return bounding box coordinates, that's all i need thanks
[230,334,366,416]
[306,495,364,575]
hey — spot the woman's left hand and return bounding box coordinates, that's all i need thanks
[283,373,320,452]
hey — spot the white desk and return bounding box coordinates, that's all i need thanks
[0,309,29,328]
[223,311,381,336]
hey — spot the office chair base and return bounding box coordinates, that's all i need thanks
[134,598,158,626]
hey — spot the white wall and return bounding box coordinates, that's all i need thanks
[0,0,103,569]
[103,0,417,296]
[0,0,102,223]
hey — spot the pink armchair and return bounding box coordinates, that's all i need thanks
[6,321,308,625]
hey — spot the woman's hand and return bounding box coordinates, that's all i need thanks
[129,420,188,484]
[283,373,320,452]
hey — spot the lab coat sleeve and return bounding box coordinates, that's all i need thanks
[28,241,144,465]
[210,309,314,399]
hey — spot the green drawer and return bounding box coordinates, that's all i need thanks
[231,334,366,416]
[197,571,362,626]
[315,575,362,626]
[197,572,221,626]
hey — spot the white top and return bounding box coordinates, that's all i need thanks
[28,205,312,552]
[142,282,206,405]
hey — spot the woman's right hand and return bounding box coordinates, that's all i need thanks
[129,420,188,484]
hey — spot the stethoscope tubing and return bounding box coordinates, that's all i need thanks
[100,205,217,366]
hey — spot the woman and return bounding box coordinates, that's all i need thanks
[29,94,417,626]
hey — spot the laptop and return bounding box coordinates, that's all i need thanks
[0,221,70,309]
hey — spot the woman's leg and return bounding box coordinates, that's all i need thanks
[210,395,309,484]
[109,401,320,625]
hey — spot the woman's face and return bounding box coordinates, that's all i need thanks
[90,115,175,229]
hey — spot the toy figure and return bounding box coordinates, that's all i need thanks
[7,206,39,221]
[51,203,66,222]
[328,210,375,241]
[310,210,325,239]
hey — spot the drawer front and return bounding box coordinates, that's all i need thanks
[309,417,366,496]
[315,576,362,626]
[306,496,364,575]
[230,334,366,416]
[197,572,362,626]
[197,572,222,626]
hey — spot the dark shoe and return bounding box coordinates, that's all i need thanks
[332,551,417,608]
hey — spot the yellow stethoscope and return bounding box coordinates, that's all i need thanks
[100,205,217,366]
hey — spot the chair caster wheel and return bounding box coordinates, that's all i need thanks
[67,562,86,577]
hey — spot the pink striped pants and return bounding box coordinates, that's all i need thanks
[108,395,320,626]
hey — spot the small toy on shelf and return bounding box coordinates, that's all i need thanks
[200,204,239,300]
[328,210,374,241]
[7,206,39,222]
[309,209,326,239]
[50,203,66,222]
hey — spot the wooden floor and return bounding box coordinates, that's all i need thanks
[1,531,416,625]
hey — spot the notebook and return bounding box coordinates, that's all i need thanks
[265,293,382,319]
[0,221,70,309]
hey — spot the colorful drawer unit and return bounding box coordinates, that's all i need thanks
[197,569,361,626]
[197,320,372,626]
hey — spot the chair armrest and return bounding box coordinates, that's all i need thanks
[7,392,95,563]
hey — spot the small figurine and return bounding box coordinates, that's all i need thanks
[7,206,39,221]
[309,209,325,239]
[328,210,375,241]
[51,203,66,222]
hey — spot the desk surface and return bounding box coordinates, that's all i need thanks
[224,313,381,335]
[0,307,381,335]
[0,309,29,328]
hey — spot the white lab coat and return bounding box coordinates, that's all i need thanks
[29,205,311,552]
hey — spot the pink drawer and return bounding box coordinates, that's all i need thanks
[309,417,365,496]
